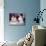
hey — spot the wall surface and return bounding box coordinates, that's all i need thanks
[40,0,46,27]
[0,0,4,42]
[0,8,4,42]
[4,0,40,42]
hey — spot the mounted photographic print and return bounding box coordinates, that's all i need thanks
[9,13,25,25]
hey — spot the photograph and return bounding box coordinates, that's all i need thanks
[9,13,25,25]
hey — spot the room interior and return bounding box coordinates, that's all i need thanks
[0,0,46,46]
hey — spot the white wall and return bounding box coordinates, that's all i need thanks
[0,0,4,42]
[0,8,4,42]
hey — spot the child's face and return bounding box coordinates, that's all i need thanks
[11,16,17,21]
